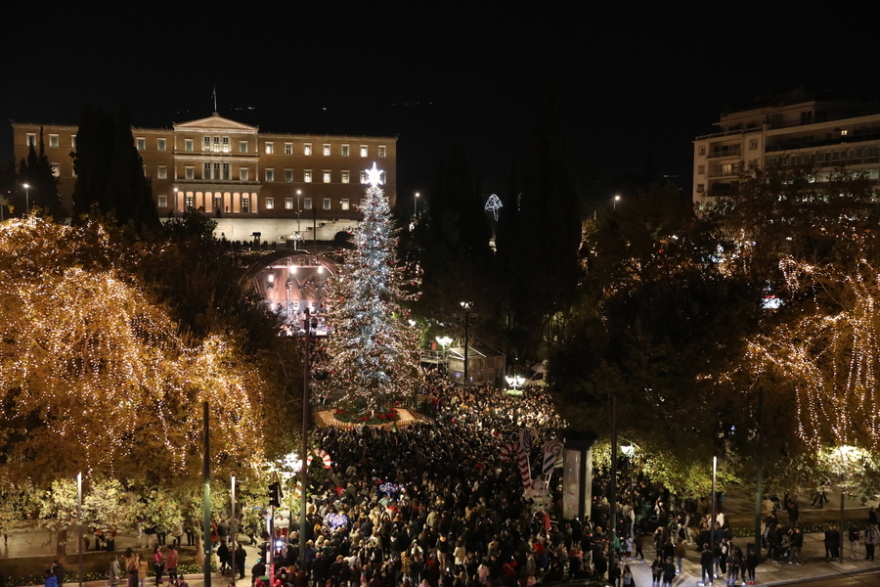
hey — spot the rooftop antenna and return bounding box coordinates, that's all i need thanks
[212,85,218,114]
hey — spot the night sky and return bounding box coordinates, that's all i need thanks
[4,2,880,204]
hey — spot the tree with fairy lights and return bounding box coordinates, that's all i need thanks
[320,163,420,413]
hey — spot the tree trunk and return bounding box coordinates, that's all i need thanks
[57,528,68,564]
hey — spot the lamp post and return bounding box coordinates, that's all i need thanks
[230,476,237,581]
[621,443,636,540]
[613,194,621,211]
[414,192,420,220]
[608,393,618,580]
[23,183,31,213]
[505,374,525,394]
[710,456,718,559]
[299,307,320,566]
[173,187,179,213]
[460,301,472,385]
[436,335,452,373]
[296,190,302,248]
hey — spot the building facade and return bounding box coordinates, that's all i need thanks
[692,90,880,208]
[11,113,397,242]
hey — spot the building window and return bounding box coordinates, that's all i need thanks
[697,165,705,175]
[185,166,194,180]
[378,145,387,158]
[696,183,705,193]
[49,134,59,148]
[304,170,312,183]
[266,197,275,209]
[158,138,167,151]
[265,142,274,155]
[341,170,350,184]
[242,197,250,213]
[203,137,211,152]
[285,169,293,182]
[841,129,849,136]
[698,146,706,156]
[26,133,36,147]
[204,163,212,179]
[284,143,293,155]
[222,163,230,180]
[285,198,294,210]
[185,195,195,209]
[323,170,331,183]
[50,163,60,177]
[71,135,77,148]
[266,169,275,182]
[749,139,758,150]
[360,171,368,184]
[304,143,312,156]
[157,166,167,180]
[185,139,194,152]
[240,141,248,153]
[213,137,220,152]
[360,145,368,157]
[137,137,146,151]
[157,195,167,208]
[240,168,249,181]
[341,198,350,211]
[304,197,313,210]
[323,144,331,156]
[222,137,230,153]
[341,144,350,157]
[323,198,331,210]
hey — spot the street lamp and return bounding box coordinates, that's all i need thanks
[23,183,31,213]
[414,192,420,220]
[460,301,473,385]
[296,190,303,248]
[436,335,452,373]
[505,374,525,394]
[299,307,321,567]
[621,443,636,540]
[613,194,621,211]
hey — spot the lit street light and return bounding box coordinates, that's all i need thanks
[414,192,420,220]
[296,189,303,249]
[613,194,621,211]
[23,183,31,213]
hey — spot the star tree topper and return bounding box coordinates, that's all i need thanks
[366,162,384,187]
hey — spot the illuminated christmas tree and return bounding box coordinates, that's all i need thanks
[321,163,420,412]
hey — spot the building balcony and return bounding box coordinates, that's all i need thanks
[707,146,742,159]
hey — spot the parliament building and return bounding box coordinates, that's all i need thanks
[10,113,397,243]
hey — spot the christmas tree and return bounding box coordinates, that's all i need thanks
[321,163,420,412]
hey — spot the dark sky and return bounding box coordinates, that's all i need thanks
[4,2,880,201]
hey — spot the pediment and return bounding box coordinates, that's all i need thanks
[173,113,258,132]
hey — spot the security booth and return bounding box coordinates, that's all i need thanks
[447,345,505,386]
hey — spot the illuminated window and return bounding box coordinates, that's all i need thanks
[50,163,60,177]
[360,145,368,157]
[284,143,293,155]
[266,168,275,182]
[304,197,313,210]
[378,145,387,158]
[213,137,220,152]
[341,144,350,157]
[323,198,331,210]
[137,137,146,151]
[49,134,59,148]
[185,166,194,180]
[242,196,250,213]
[203,137,211,151]
[222,137,230,153]
[71,135,77,148]
[266,197,275,209]
[185,139,194,152]
[285,198,294,210]
[304,170,312,183]
[265,142,274,155]
[304,143,312,156]
[26,133,36,147]
[240,141,248,153]
[158,138,167,151]
[841,129,849,136]
[341,198,350,211]
[157,166,167,179]
[185,195,195,209]
[285,169,293,182]
[360,171,368,184]
[323,144,331,156]
[341,170,350,184]
[240,168,249,181]
[323,170,331,183]
[157,195,167,208]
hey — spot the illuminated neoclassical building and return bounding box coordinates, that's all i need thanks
[11,113,397,242]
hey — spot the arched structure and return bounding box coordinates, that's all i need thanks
[246,251,340,335]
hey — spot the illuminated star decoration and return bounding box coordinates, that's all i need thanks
[365,162,384,187]
[485,194,503,221]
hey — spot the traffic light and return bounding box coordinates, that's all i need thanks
[268,482,282,507]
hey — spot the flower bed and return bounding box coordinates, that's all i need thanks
[331,407,401,425]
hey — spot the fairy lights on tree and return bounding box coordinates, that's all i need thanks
[320,163,420,412]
